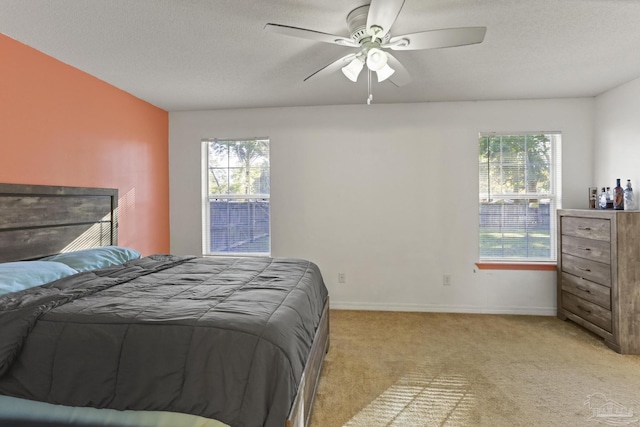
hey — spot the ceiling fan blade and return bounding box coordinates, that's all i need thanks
[386,53,411,87]
[367,0,405,37]
[304,53,357,82]
[386,27,487,51]
[265,23,358,47]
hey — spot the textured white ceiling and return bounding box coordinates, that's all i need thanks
[2,0,640,111]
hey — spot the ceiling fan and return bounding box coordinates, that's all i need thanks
[265,0,486,103]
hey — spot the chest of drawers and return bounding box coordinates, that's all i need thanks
[557,209,640,354]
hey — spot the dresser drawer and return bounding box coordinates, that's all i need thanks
[561,253,611,287]
[561,272,611,309]
[561,217,610,241]
[562,291,612,333]
[561,235,611,264]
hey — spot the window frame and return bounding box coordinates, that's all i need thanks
[478,132,562,264]
[202,137,271,257]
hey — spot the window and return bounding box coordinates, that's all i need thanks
[479,133,561,262]
[203,138,270,255]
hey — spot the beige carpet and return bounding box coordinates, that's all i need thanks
[309,310,640,427]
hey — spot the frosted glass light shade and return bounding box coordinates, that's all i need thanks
[375,63,395,82]
[366,48,388,71]
[342,57,364,82]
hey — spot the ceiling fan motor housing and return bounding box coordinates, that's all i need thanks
[346,5,390,44]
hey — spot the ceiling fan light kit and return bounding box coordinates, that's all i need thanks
[265,0,487,104]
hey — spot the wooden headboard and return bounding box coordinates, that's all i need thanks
[0,183,118,263]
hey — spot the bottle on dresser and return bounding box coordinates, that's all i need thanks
[598,187,607,209]
[624,179,636,210]
[606,187,613,209]
[613,178,624,210]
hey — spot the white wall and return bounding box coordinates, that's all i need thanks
[595,76,640,190]
[169,98,594,315]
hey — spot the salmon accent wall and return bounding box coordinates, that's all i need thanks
[0,34,169,255]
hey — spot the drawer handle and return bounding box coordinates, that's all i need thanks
[578,227,592,231]
[577,305,592,314]
[577,267,592,272]
[577,247,592,251]
[576,286,591,294]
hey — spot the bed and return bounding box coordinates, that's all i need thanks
[0,183,329,427]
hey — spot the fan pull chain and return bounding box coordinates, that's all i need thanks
[367,68,373,105]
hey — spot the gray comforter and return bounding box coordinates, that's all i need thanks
[0,255,328,427]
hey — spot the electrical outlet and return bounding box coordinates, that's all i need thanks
[338,273,346,284]
[443,274,451,286]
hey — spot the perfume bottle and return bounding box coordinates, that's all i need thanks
[613,179,624,210]
[606,187,613,209]
[624,179,636,211]
[598,187,607,209]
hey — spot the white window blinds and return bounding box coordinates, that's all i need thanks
[203,138,270,256]
[479,133,562,262]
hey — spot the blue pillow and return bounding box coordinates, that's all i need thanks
[0,261,79,296]
[42,246,141,272]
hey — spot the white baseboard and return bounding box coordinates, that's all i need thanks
[329,301,557,316]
